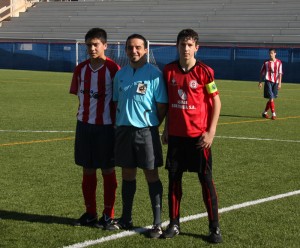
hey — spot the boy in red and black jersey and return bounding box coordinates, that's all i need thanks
[161,29,222,243]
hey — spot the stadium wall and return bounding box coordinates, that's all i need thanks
[0,40,299,83]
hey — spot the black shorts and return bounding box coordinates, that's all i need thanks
[74,120,115,169]
[166,135,213,174]
[114,126,163,170]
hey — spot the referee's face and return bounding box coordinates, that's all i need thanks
[126,38,148,67]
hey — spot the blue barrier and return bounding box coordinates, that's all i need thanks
[0,41,299,83]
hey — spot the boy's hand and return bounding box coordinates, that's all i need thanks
[196,131,215,149]
[278,82,282,90]
[258,82,263,88]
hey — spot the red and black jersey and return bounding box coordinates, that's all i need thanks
[70,57,120,125]
[163,60,219,137]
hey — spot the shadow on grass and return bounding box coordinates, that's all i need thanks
[220,114,259,119]
[139,230,210,242]
[179,231,209,242]
[0,210,74,225]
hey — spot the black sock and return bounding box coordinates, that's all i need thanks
[148,180,163,225]
[168,171,183,226]
[122,179,136,222]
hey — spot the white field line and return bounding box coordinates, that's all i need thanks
[63,190,300,248]
[215,135,300,143]
[1,130,299,143]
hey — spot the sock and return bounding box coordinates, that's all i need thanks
[198,173,220,229]
[102,170,117,218]
[82,172,97,215]
[270,101,275,113]
[121,179,136,222]
[168,171,183,226]
[264,101,270,112]
[148,180,163,225]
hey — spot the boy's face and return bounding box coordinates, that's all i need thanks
[178,38,199,61]
[126,38,147,64]
[269,50,276,61]
[85,38,107,59]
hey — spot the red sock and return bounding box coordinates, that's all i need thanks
[270,101,275,113]
[102,171,117,218]
[264,101,270,112]
[82,173,97,215]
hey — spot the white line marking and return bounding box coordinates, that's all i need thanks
[63,190,300,248]
[1,130,299,143]
[0,130,74,133]
[215,135,300,143]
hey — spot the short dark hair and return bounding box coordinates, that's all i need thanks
[269,48,276,53]
[176,29,199,45]
[85,28,107,43]
[126,34,147,48]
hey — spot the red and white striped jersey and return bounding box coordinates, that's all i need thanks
[260,59,283,83]
[70,57,120,125]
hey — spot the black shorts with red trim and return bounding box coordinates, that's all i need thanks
[166,135,212,174]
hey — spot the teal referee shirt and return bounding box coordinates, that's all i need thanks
[113,62,168,128]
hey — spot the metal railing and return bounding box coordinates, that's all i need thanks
[0,0,34,23]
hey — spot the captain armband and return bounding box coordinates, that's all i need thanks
[205,81,218,94]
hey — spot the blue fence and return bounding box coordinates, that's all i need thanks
[0,41,299,83]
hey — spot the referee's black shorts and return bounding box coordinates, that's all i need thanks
[114,126,163,170]
[74,120,115,169]
[166,135,213,174]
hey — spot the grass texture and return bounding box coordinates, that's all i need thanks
[0,69,299,248]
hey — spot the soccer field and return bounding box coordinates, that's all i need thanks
[0,69,299,248]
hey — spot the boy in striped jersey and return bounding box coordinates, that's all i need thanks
[161,29,222,243]
[69,28,120,229]
[259,48,283,120]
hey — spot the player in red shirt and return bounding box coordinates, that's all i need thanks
[259,48,283,120]
[161,29,222,243]
[69,28,120,229]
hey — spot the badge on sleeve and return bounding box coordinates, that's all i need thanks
[205,81,218,94]
[136,82,147,94]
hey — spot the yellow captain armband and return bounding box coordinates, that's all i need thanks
[205,81,218,94]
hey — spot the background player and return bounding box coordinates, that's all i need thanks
[69,28,120,229]
[259,48,283,120]
[161,29,222,243]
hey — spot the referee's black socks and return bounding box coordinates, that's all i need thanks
[148,180,163,226]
